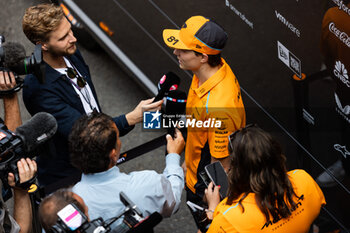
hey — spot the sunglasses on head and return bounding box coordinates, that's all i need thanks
[228,123,257,153]
[66,67,86,88]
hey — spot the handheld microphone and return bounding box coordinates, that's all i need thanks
[165,90,187,116]
[153,72,180,102]
[165,90,187,137]
[15,112,58,152]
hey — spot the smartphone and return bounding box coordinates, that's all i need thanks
[199,170,211,187]
[57,204,86,231]
[205,161,229,199]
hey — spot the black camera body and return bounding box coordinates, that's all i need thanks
[51,192,161,233]
[0,35,45,96]
[0,111,58,189]
[0,118,28,185]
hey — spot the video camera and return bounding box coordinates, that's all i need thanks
[51,192,162,233]
[0,112,57,188]
[0,35,45,96]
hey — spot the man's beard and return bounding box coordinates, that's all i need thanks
[47,44,76,57]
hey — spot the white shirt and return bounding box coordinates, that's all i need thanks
[73,153,184,228]
[55,57,100,114]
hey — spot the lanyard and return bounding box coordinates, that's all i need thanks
[65,59,95,111]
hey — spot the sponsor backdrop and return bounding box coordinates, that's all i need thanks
[69,0,350,229]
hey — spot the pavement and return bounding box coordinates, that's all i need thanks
[0,0,197,232]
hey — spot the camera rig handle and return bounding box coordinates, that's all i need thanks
[9,160,37,190]
[0,70,24,97]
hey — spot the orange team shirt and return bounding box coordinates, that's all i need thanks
[185,58,246,193]
[207,169,326,233]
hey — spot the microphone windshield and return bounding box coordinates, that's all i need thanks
[165,90,187,116]
[3,42,26,68]
[15,112,57,152]
[154,72,181,102]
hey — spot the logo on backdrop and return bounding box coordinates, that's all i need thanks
[335,93,350,124]
[275,10,300,37]
[332,0,350,16]
[224,0,253,29]
[143,111,162,129]
[302,108,315,125]
[334,60,350,87]
[329,22,350,48]
[334,144,350,159]
[277,41,302,78]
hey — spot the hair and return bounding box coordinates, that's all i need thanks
[22,3,64,44]
[69,112,117,174]
[39,189,85,232]
[226,126,299,222]
[194,51,222,67]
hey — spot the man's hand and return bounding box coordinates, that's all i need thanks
[126,98,163,125]
[204,182,221,220]
[166,128,185,155]
[8,158,37,187]
[0,70,16,91]
[181,161,187,177]
[1,70,21,131]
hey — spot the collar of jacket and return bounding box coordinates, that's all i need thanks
[44,53,89,84]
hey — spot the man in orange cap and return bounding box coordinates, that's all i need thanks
[163,16,246,231]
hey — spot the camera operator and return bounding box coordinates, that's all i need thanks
[69,112,185,226]
[0,71,37,233]
[39,188,89,232]
[6,158,37,233]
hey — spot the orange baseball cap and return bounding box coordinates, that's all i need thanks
[163,16,228,55]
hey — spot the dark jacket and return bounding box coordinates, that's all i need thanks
[23,49,133,187]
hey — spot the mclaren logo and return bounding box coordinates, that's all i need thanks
[334,144,350,159]
[334,61,350,87]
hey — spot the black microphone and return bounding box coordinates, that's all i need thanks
[3,42,26,69]
[153,72,180,102]
[165,90,187,116]
[165,90,187,137]
[15,112,58,152]
[2,42,45,83]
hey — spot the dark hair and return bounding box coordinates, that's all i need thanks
[69,112,117,174]
[194,51,222,67]
[226,126,299,222]
[39,189,85,232]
